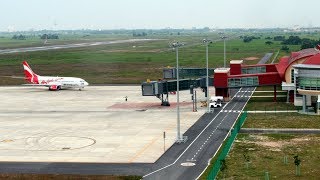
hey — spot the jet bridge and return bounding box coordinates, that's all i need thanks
[141,67,215,106]
[141,77,213,106]
[163,67,214,79]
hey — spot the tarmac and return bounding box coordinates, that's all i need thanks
[0,86,209,163]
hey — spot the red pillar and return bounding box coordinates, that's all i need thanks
[216,88,230,101]
[289,90,294,103]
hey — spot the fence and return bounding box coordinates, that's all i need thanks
[207,111,248,180]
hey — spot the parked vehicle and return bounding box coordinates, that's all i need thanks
[209,96,223,108]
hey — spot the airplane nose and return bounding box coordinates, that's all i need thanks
[85,81,89,86]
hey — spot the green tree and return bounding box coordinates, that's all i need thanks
[12,34,26,40]
[282,36,302,45]
[40,34,48,39]
[281,45,289,52]
[243,153,250,169]
[220,159,227,179]
[40,33,59,39]
[300,38,320,49]
[18,34,26,40]
[265,41,273,45]
[293,155,301,176]
[274,36,285,41]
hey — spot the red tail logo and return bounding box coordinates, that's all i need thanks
[23,61,39,84]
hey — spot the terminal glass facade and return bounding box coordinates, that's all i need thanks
[297,77,320,90]
[291,69,295,83]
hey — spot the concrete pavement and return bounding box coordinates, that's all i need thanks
[0,86,206,163]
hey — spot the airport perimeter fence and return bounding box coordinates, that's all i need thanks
[206,111,247,180]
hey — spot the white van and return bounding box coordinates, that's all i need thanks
[209,96,223,108]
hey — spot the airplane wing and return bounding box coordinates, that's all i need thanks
[22,82,63,90]
[22,84,50,87]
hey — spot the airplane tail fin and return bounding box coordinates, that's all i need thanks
[23,61,39,84]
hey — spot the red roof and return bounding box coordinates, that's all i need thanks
[287,48,318,65]
[276,56,289,79]
[276,48,320,80]
[303,53,320,65]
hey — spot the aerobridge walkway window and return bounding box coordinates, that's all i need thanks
[228,76,259,87]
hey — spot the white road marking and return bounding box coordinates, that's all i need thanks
[196,87,256,179]
[190,93,243,160]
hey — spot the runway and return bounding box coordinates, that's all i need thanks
[0,39,160,54]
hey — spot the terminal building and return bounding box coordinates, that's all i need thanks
[214,45,320,114]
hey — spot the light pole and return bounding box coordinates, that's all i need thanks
[170,41,185,143]
[203,39,212,113]
[221,36,227,68]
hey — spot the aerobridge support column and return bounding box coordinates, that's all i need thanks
[216,88,230,101]
[302,95,306,113]
[274,85,277,102]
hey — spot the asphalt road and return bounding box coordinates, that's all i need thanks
[258,53,273,64]
[0,39,159,54]
[143,87,254,180]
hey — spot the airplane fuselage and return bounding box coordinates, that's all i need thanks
[37,76,89,90]
[23,61,89,91]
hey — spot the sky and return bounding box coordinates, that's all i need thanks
[1,0,320,31]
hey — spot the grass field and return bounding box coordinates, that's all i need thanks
[216,134,320,179]
[244,85,297,111]
[243,113,320,129]
[0,32,303,85]
[245,101,297,111]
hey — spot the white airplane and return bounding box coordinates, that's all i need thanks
[23,61,89,91]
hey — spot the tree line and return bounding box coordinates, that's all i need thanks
[272,35,320,49]
[11,33,59,40]
[12,34,26,40]
[40,34,59,39]
[240,35,261,43]
[281,36,320,49]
